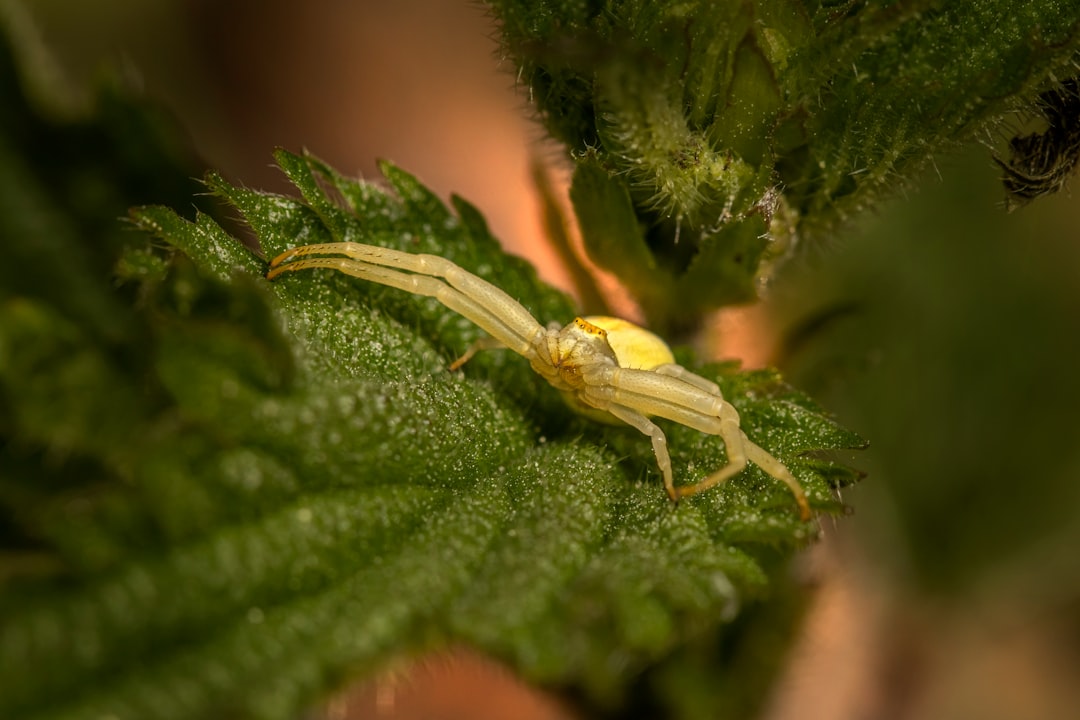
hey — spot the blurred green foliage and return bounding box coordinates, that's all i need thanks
[772,148,1080,598]
[486,0,1080,335]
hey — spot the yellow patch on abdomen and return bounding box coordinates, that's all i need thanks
[582,316,675,370]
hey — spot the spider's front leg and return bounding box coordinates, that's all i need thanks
[267,242,546,361]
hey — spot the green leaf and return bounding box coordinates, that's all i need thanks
[2,144,864,720]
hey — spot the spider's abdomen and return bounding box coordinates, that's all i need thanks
[581,316,675,370]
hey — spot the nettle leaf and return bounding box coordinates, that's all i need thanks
[3,150,862,720]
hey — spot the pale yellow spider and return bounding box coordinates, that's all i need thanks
[267,242,810,519]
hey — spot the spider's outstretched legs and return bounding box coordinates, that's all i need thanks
[267,242,812,519]
[268,243,542,356]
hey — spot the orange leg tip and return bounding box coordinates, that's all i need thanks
[268,247,305,269]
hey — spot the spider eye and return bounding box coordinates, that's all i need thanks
[573,317,607,338]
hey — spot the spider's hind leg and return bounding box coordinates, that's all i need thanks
[742,440,811,521]
[652,363,721,394]
[604,405,676,502]
[675,411,810,521]
[671,407,750,503]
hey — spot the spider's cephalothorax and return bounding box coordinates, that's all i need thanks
[267,242,810,519]
[538,317,619,392]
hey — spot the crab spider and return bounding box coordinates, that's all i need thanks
[267,242,810,520]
